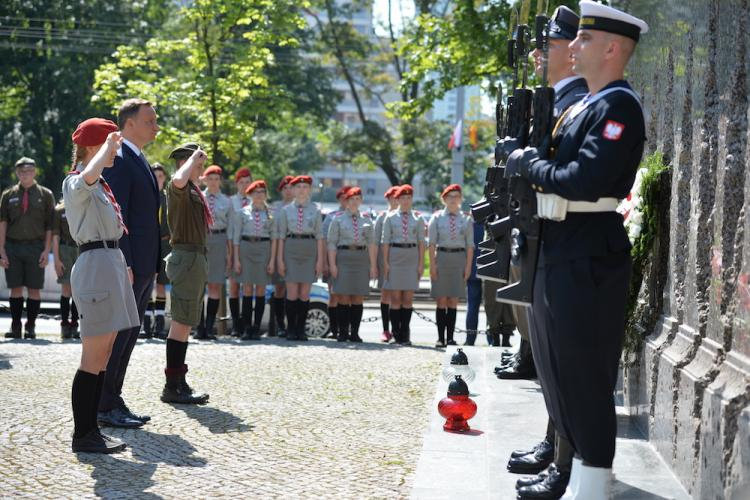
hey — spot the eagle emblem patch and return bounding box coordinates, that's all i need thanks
[603,120,625,141]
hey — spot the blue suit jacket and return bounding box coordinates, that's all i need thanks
[102,143,160,276]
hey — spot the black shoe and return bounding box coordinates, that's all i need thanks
[61,323,72,340]
[511,439,552,459]
[298,332,308,341]
[507,439,554,474]
[5,321,22,339]
[516,464,569,499]
[23,324,36,339]
[97,407,144,428]
[496,361,537,380]
[501,333,513,347]
[71,323,80,339]
[435,340,446,348]
[277,328,287,338]
[349,333,363,343]
[495,352,519,373]
[161,376,209,405]
[140,316,153,339]
[120,404,151,423]
[446,339,457,346]
[154,316,165,338]
[516,464,554,489]
[72,429,127,454]
[337,331,349,342]
[193,327,208,340]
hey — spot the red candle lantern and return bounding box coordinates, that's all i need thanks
[438,375,477,433]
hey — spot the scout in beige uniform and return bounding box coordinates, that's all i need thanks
[160,143,211,405]
[227,167,252,336]
[323,185,351,339]
[276,175,324,341]
[232,180,277,340]
[381,184,425,346]
[375,186,399,342]
[63,119,139,453]
[199,165,232,340]
[270,175,295,337]
[53,200,80,339]
[428,184,474,347]
[0,157,55,339]
[327,187,377,342]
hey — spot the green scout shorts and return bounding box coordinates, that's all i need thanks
[165,245,207,327]
[157,239,171,285]
[4,240,46,289]
[57,243,79,285]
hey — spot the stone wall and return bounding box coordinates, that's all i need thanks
[619,0,750,498]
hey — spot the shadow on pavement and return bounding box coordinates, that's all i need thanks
[172,404,254,434]
[129,428,208,467]
[1,337,53,345]
[0,353,11,370]
[77,452,160,499]
[203,336,442,352]
[613,479,672,499]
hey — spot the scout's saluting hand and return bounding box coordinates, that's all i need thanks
[172,148,208,189]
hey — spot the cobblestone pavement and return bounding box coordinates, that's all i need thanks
[0,330,443,499]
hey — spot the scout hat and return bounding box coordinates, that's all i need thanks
[203,165,223,177]
[441,184,462,198]
[14,157,36,169]
[168,142,201,161]
[290,175,313,185]
[277,175,294,191]
[384,186,398,199]
[578,0,649,42]
[235,167,251,182]
[396,184,414,197]
[336,186,352,199]
[246,180,267,195]
[72,118,119,146]
[343,186,362,199]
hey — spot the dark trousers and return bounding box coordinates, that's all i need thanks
[530,252,631,468]
[99,273,154,411]
[465,279,482,331]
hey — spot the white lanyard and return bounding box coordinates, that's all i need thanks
[566,85,643,123]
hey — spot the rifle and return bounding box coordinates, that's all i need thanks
[495,4,554,307]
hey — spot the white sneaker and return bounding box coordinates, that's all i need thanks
[561,457,582,499]
[574,462,612,500]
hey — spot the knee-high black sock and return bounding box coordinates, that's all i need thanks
[329,305,339,335]
[446,308,457,343]
[229,297,240,324]
[350,304,364,338]
[70,300,79,323]
[205,298,220,333]
[253,296,265,328]
[338,304,351,338]
[436,308,447,343]
[60,296,71,324]
[403,308,413,341]
[297,300,309,335]
[390,308,401,341]
[285,299,297,333]
[71,370,98,438]
[9,297,23,325]
[241,296,253,330]
[380,302,389,332]
[166,339,188,370]
[93,371,105,428]
[274,297,286,329]
[26,298,41,326]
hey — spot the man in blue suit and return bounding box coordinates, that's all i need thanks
[97,98,161,428]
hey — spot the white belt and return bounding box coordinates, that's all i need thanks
[536,194,619,221]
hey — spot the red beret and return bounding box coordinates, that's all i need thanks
[290,175,313,185]
[72,118,119,147]
[396,184,414,197]
[203,165,223,177]
[343,186,362,200]
[441,184,462,198]
[277,175,295,191]
[245,180,267,195]
[384,186,398,199]
[234,167,251,182]
[336,186,353,199]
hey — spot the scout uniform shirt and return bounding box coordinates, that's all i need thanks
[428,209,474,249]
[62,174,126,244]
[0,182,55,241]
[232,205,277,244]
[167,181,209,247]
[53,205,77,247]
[374,210,392,246]
[327,210,375,250]
[381,209,425,245]
[228,193,250,242]
[277,200,323,239]
[204,189,232,233]
[322,207,344,241]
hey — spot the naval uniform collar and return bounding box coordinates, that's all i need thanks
[553,75,582,93]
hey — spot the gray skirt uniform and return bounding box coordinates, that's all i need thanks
[332,249,370,296]
[239,240,272,285]
[284,238,317,283]
[206,231,228,284]
[383,246,420,291]
[376,247,386,289]
[71,248,139,337]
[430,250,467,298]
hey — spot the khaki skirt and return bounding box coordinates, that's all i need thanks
[430,249,467,298]
[71,248,139,337]
[206,231,228,284]
[57,243,79,285]
[383,246,420,291]
[283,238,317,283]
[239,240,272,286]
[332,249,370,296]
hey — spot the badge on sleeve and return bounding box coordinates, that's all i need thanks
[603,120,625,141]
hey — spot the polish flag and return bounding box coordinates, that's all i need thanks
[448,119,463,150]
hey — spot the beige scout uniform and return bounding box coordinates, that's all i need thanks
[327,210,375,296]
[62,173,139,337]
[277,201,323,283]
[374,210,392,289]
[381,210,425,291]
[232,205,276,285]
[428,209,473,298]
[204,189,232,284]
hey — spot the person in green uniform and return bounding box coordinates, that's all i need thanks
[160,142,211,405]
[53,199,80,339]
[141,163,170,340]
[0,157,55,339]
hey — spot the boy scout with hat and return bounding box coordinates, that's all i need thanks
[0,157,55,339]
[160,142,211,405]
[504,1,648,497]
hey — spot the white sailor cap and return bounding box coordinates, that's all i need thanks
[579,0,649,42]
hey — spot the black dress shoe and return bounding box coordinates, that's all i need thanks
[495,353,520,373]
[517,465,570,499]
[516,464,554,488]
[72,430,127,454]
[496,360,537,380]
[24,325,36,339]
[446,340,457,346]
[120,404,151,423]
[507,439,554,474]
[510,439,552,458]
[161,377,209,405]
[97,408,144,428]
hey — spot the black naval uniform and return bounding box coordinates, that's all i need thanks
[511,80,645,468]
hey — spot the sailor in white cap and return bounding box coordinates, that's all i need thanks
[503,1,648,498]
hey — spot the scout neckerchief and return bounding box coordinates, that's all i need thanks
[67,169,129,235]
[190,181,214,228]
